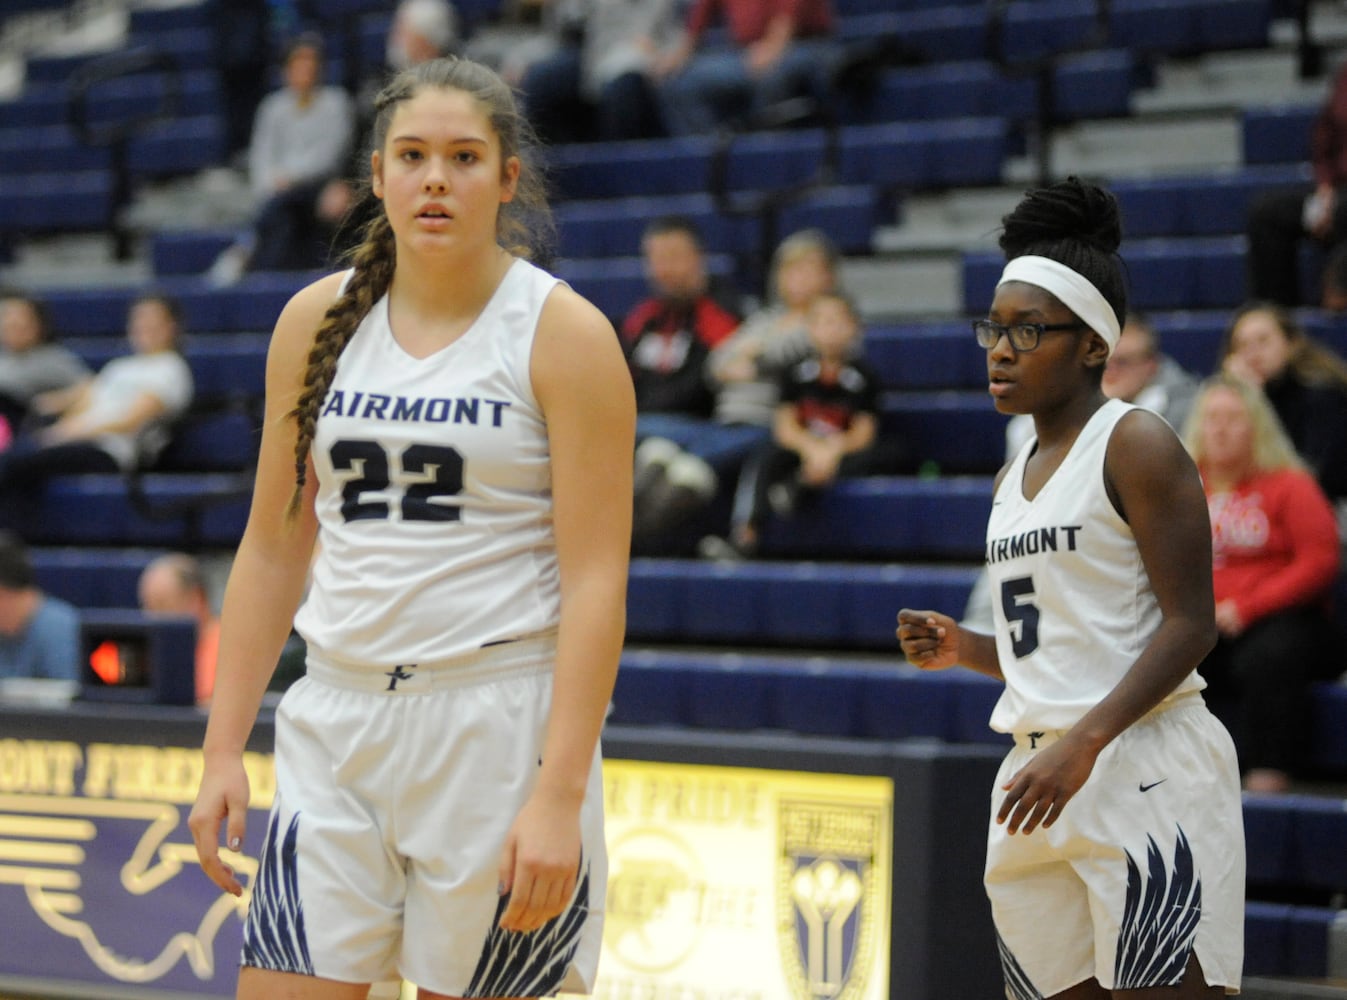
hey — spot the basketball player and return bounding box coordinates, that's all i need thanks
[188,57,634,1000]
[896,178,1244,999]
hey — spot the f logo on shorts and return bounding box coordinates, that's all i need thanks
[385,664,416,691]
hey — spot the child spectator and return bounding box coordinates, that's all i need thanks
[634,228,840,546]
[1183,375,1340,794]
[702,290,891,557]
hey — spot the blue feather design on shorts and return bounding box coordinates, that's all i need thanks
[463,861,591,998]
[1113,827,1201,989]
[997,929,1044,1000]
[241,811,313,976]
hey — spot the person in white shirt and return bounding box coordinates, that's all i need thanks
[0,293,193,527]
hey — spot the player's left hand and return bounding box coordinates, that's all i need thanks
[497,787,582,933]
[996,733,1099,835]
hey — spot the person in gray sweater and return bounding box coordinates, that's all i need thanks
[0,291,90,436]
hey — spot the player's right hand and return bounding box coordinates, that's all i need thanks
[896,609,960,671]
[188,755,251,897]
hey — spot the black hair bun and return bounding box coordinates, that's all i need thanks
[998,175,1122,258]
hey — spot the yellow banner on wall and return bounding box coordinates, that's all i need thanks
[591,760,893,1000]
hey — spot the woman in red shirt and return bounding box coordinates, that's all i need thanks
[1184,374,1340,793]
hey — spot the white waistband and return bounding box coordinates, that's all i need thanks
[1011,691,1204,750]
[304,631,558,694]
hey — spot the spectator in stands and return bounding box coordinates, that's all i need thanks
[138,553,221,706]
[899,177,1243,999]
[1183,375,1340,794]
[518,0,682,142]
[0,291,90,439]
[1004,311,1199,457]
[0,532,79,683]
[701,290,890,558]
[1246,62,1347,306]
[635,228,841,544]
[0,294,194,528]
[625,216,742,539]
[656,0,838,135]
[1220,301,1347,502]
[208,32,355,285]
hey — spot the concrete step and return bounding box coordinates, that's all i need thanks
[1133,48,1332,115]
[1004,113,1243,184]
[839,252,962,321]
[874,187,1024,255]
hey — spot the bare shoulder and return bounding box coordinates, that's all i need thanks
[1107,406,1189,470]
[268,272,350,361]
[536,282,617,350]
[1105,406,1200,511]
[531,283,627,396]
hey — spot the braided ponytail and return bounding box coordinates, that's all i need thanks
[285,211,397,518]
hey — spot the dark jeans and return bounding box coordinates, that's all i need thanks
[730,438,891,535]
[251,179,334,272]
[1246,185,1347,306]
[1199,607,1335,774]
[0,437,119,530]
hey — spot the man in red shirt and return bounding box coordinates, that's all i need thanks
[655,0,837,135]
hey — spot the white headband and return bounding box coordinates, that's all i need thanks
[996,255,1121,353]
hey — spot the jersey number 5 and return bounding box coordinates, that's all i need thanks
[1000,575,1040,657]
[330,439,464,522]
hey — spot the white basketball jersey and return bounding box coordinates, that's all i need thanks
[294,258,562,669]
[985,399,1205,733]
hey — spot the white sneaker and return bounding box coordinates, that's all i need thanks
[206,244,249,287]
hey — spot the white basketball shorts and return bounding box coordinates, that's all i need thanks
[985,695,1244,998]
[239,633,606,997]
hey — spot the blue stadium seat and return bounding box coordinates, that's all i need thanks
[1244,902,1337,978]
[866,320,986,391]
[607,648,1006,742]
[1243,105,1317,166]
[1110,0,1271,55]
[835,8,988,62]
[965,238,1248,313]
[18,475,249,547]
[1310,681,1347,775]
[839,118,1010,189]
[151,230,237,277]
[1053,49,1141,122]
[547,136,717,200]
[0,70,224,130]
[0,172,113,232]
[1002,1,1102,63]
[29,548,162,609]
[841,62,1037,125]
[1243,793,1299,886]
[757,476,994,560]
[882,390,1008,474]
[627,559,982,649]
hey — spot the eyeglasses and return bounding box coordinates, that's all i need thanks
[973,319,1086,352]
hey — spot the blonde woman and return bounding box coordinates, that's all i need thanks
[1182,374,1340,794]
